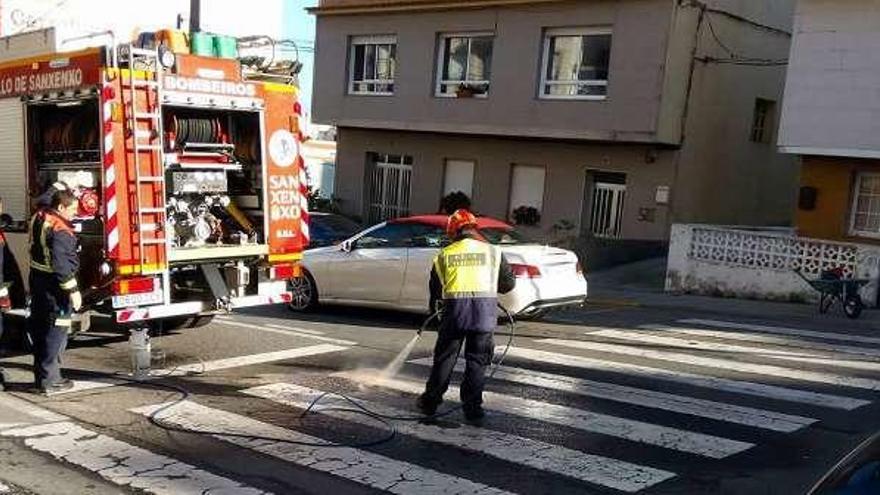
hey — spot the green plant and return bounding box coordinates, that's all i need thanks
[549,219,577,249]
[307,186,342,213]
[551,219,575,234]
[438,191,472,215]
[512,206,541,226]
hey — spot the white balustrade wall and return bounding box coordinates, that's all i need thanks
[666,224,880,306]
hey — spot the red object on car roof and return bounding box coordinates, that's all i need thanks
[391,214,512,229]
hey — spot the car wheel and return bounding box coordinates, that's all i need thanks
[288,271,318,312]
[844,295,864,320]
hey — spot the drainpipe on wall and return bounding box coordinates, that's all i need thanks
[189,0,201,33]
[667,0,706,233]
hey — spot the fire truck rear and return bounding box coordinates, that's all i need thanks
[0,31,308,329]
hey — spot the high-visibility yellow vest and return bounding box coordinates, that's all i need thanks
[433,238,501,299]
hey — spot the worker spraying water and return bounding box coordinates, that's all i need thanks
[414,209,516,425]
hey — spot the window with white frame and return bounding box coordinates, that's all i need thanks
[540,28,612,99]
[368,153,413,222]
[436,33,494,97]
[851,173,880,237]
[589,172,627,239]
[508,164,546,224]
[349,35,397,95]
[443,159,475,197]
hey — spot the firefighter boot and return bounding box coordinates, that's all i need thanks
[40,379,74,395]
[416,394,438,416]
[463,405,485,426]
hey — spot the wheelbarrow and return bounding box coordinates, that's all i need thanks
[795,268,870,319]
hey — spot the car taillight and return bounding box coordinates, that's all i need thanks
[510,263,541,278]
[271,263,298,280]
[576,262,583,274]
[113,277,157,295]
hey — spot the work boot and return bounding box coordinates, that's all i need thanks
[463,405,485,426]
[416,394,438,416]
[40,379,74,395]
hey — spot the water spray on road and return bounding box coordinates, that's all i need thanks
[370,311,441,386]
[376,333,422,386]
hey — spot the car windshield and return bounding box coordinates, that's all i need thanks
[310,215,362,247]
[479,227,531,245]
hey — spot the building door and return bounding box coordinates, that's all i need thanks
[583,171,627,239]
[368,154,413,222]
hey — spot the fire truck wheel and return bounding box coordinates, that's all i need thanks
[288,271,318,312]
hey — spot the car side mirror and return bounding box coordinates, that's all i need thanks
[341,240,354,253]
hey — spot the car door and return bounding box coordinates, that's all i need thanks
[328,223,413,304]
[400,224,448,311]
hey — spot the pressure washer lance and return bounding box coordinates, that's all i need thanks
[301,303,517,424]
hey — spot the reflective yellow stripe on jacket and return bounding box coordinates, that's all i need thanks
[434,238,501,299]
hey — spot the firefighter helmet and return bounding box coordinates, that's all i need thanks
[446,209,478,239]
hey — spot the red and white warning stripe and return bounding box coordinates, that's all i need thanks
[101,82,119,258]
[298,161,310,245]
[293,102,310,245]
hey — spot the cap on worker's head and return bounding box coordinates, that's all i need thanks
[35,181,71,208]
[446,209,478,238]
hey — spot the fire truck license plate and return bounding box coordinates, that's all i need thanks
[112,291,164,309]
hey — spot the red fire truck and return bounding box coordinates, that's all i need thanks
[0,31,308,331]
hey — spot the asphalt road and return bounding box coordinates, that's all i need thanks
[0,301,878,495]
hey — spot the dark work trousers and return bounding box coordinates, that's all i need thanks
[422,327,494,411]
[28,271,70,388]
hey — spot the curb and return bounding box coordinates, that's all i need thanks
[588,293,880,326]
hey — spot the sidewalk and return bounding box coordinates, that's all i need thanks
[583,257,880,327]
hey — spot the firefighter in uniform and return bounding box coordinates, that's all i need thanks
[28,188,81,394]
[418,209,515,424]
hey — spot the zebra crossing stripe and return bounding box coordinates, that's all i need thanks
[680,319,880,346]
[244,382,676,493]
[538,339,880,391]
[132,401,513,495]
[214,320,357,345]
[407,358,817,432]
[333,371,753,459]
[162,344,350,375]
[1,422,267,495]
[47,344,350,396]
[588,329,880,373]
[500,346,869,410]
[643,324,880,360]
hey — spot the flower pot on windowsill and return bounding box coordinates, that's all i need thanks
[456,86,476,98]
[455,84,487,98]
